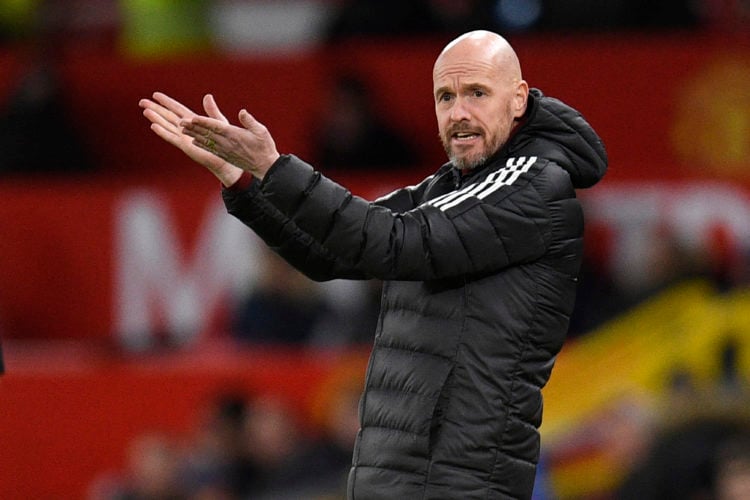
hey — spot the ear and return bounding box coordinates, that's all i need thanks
[513,80,529,118]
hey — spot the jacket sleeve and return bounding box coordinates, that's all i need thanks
[224,154,554,282]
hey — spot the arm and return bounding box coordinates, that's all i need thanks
[248,155,553,281]
[144,94,553,281]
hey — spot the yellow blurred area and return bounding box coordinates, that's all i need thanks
[119,0,212,58]
[543,280,750,497]
[0,0,41,36]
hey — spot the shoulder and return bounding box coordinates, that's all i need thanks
[424,156,547,213]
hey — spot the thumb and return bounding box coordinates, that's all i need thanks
[239,109,262,132]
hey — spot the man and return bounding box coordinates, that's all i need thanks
[140,30,606,499]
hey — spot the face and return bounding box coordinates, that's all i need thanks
[433,42,527,170]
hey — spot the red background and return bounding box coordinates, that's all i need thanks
[1,32,749,498]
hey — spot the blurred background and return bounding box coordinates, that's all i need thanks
[1,0,750,499]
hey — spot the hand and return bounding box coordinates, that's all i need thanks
[139,92,243,187]
[179,101,280,181]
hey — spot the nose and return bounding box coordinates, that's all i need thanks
[449,97,471,122]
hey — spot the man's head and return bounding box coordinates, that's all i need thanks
[433,30,529,170]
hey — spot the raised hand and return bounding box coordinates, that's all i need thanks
[180,99,280,181]
[139,92,243,187]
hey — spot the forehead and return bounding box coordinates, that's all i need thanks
[433,58,501,91]
[433,42,503,79]
[434,58,497,79]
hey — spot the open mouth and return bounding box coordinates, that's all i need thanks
[452,131,481,142]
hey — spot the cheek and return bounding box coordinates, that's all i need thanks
[435,110,448,133]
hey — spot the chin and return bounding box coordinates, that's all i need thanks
[450,153,487,171]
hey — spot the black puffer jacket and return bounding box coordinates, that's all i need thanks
[223,89,607,499]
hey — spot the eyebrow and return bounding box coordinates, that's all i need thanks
[434,85,452,98]
[434,81,490,98]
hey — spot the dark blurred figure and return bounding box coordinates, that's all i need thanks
[616,414,750,500]
[325,0,499,40]
[313,73,419,172]
[325,0,438,40]
[428,0,499,34]
[537,0,699,31]
[231,246,334,345]
[0,319,4,373]
[237,395,318,499]
[325,0,702,39]
[569,225,709,337]
[0,1,93,175]
[309,279,382,348]
[617,346,750,500]
[181,394,251,499]
[714,433,750,500]
[699,0,750,32]
[300,354,368,497]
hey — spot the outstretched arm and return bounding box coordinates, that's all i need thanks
[139,92,251,186]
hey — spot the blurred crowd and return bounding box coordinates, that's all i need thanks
[90,356,365,500]
[1,0,748,176]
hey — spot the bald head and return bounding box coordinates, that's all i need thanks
[434,30,522,84]
[432,30,529,171]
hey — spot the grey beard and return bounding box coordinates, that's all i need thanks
[450,154,487,171]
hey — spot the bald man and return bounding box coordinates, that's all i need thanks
[141,30,607,499]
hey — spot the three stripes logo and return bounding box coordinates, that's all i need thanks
[428,156,537,212]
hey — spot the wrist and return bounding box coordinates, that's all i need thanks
[253,152,280,181]
[219,166,244,188]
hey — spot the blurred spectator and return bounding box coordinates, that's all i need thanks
[236,395,318,499]
[312,73,420,172]
[0,0,94,175]
[230,246,334,345]
[302,354,368,496]
[714,433,750,500]
[325,0,703,39]
[309,279,382,348]
[325,0,500,40]
[699,0,750,32]
[428,0,500,34]
[231,245,381,348]
[180,393,251,498]
[616,351,750,500]
[616,414,750,500]
[535,0,699,32]
[325,0,438,40]
[105,431,185,500]
[570,224,709,336]
[567,244,626,336]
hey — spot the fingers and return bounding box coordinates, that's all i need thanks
[152,92,196,119]
[180,119,224,152]
[141,103,182,137]
[139,92,195,136]
[149,122,184,149]
[182,114,225,133]
[203,94,228,123]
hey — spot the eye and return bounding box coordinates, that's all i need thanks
[439,93,454,103]
[472,89,486,98]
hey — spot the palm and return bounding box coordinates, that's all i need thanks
[139,92,236,180]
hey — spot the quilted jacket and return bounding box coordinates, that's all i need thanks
[222,88,607,499]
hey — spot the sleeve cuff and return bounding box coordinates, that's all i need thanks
[224,170,254,192]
